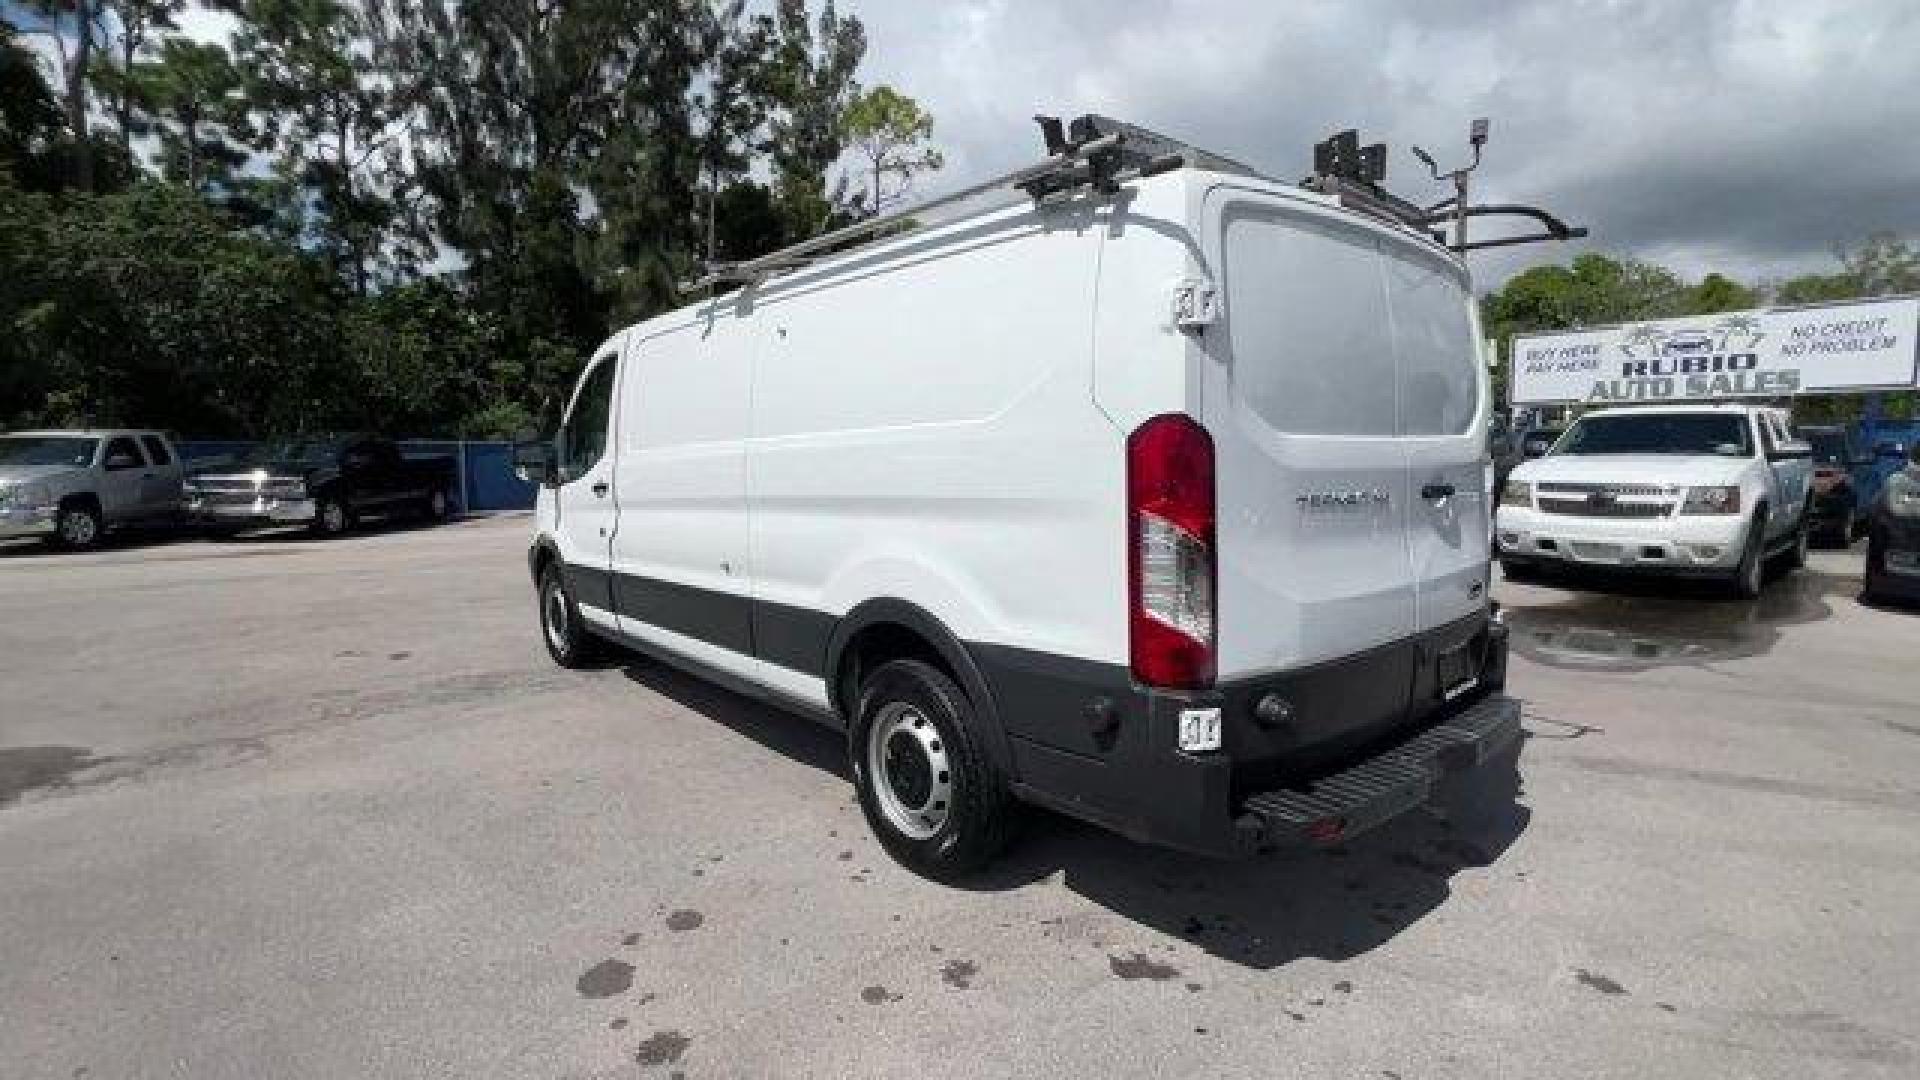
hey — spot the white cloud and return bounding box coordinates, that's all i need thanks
[853,0,1920,287]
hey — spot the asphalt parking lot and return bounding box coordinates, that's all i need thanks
[2,516,1917,1079]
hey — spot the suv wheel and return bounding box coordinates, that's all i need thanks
[313,497,352,536]
[52,503,103,550]
[538,563,602,668]
[1780,507,1810,570]
[851,659,1015,879]
[1730,512,1766,600]
[1863,527,1888,602]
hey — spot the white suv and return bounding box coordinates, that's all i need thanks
[1496,403,1814,597]
[519,119,1519,876]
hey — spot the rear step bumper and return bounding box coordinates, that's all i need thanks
[1232,693,1522,853]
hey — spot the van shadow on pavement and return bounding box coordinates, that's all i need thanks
[621,660,1532,972]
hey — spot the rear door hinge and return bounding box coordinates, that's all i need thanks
[1171,278,1220,334]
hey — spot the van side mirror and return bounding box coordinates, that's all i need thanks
[513,439,557,485]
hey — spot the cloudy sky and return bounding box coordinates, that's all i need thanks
[19,0,1920,287]
[853,0,1920,286]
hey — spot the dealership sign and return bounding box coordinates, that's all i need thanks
[1509,295,1920,404]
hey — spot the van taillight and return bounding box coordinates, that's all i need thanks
[1127,414,1216,691]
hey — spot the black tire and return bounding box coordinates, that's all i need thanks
[312,497,353,536]
[50,501,104,550]
[1498,557,1537,583]
[538,562,602,668]
[1862,527,1889,603]
[1779,505,1810,571]
[851,658,1015,879]
[423,487,451,523]
[1728,510,1767,600]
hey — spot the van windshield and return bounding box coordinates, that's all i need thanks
[1553,413,1752,457]
[1225,210,1477,437]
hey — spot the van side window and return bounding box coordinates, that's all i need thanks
[563,358,617,478]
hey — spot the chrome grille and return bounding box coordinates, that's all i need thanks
[1537,497,1671,519]
[1535,482,1676,519]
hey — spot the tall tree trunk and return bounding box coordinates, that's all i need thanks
[63,0,99,190]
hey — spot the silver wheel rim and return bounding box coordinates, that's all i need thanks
[62,511,96,546]
[544,582,571,655]
[323,502,346,532]
[866,702,953,840]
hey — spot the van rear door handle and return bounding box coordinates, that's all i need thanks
[591,482,610,497]
[1421,482,1456,500]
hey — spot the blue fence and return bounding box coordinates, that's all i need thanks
[173,439,537,514]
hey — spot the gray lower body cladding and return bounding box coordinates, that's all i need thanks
[976,611,1514,858]
[544,550,1516,857]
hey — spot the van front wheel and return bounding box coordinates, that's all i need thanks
[852,659,1014,879]
[538,563,602,668]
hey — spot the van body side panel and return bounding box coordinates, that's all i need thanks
[610,313,758,684]
[749,201,1119,747]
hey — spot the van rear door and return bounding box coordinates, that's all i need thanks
[1204,188,1487,678]
[1386,241,1491,634]
[1205,194,1419,680]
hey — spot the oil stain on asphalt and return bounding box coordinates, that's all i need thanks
[860,985,902,1004]
[633,1029,690,1067]
[1108,952,1181,981]
[1575,968,1627,995]
[940,960,977,989]
[665,909,704,932]
[576,959,635,999]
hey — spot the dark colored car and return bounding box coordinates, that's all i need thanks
[1801,425,1872,544]
[1863,442,1920,604]
[184,435,456,536]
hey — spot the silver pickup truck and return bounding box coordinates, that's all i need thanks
[0,429,186,549]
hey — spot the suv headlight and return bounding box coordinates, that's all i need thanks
[1887,473,1920,519]
[1681,485,1742,515]
[1499,479,1531,508]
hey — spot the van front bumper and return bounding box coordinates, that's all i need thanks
[1494,504,1751,574]
[995,613,1515,859]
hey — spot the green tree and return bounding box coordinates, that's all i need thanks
[761,0,866,240]
[88,0,181,155]
[1,18,64,186]
[223,0,422,294]
[843,83,941,216]
[134,37,246,194]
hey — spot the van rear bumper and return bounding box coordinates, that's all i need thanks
[995,614,1516,859]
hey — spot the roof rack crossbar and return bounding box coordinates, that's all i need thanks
[684,128,1130,292]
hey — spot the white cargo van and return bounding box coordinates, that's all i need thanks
[518,117,1523,876]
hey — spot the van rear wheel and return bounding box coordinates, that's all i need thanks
[852,659,1014,879]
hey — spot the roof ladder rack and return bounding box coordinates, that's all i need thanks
[681,114,1191,293]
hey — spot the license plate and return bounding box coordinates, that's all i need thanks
[1437,644,1478,701]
